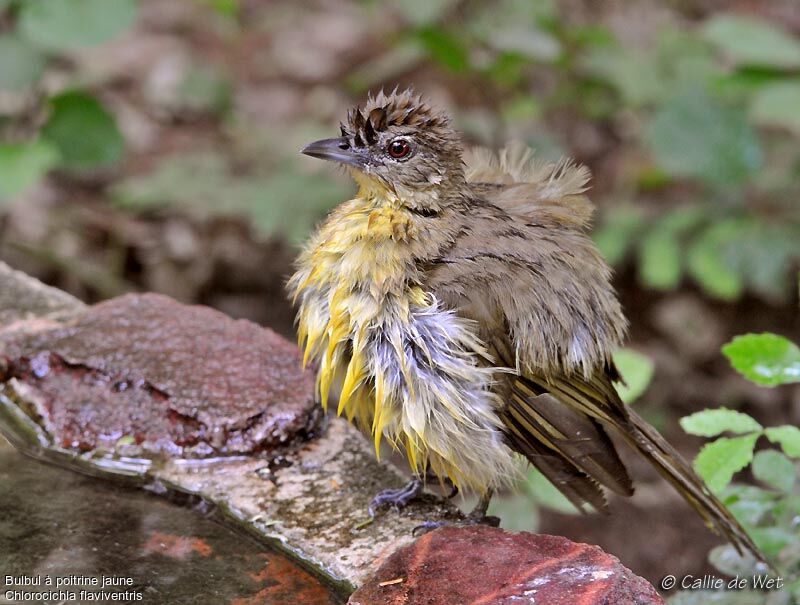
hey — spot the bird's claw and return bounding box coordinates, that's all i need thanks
[412,514,500,536]
[368,478,424,517]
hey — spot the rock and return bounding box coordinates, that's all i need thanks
[0,293,318,456]
[0,269,461,589]
[348,526,664,605]
[0,261,84,326]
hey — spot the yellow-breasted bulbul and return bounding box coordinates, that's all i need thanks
[290,88,761,559]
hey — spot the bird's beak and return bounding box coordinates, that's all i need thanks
[301,137,364,168]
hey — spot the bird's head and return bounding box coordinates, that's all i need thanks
[302,88,466,208]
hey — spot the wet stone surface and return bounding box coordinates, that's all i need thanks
[0,267,459,590]
[0,293,318,457]
[0,437,343,605]
[348,525,665,605]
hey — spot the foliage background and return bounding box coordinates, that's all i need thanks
[1,0,799,592]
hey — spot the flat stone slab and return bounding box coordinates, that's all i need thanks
[0,293,318,456]
[348,526,665,605]
[0,268,456,590]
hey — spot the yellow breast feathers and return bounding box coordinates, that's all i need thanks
[289,194,519,492]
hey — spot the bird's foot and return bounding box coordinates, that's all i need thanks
[412,488,497,535]
[368,478,424,517]
[412,513,501,536]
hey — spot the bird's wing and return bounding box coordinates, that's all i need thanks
[425,193,632,511]
[427,195,626,379]
[424,155,762,557]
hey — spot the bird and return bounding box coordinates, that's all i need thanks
[289,87,762,560]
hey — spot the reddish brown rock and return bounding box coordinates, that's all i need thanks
[348,526,664,605]
[0,293,318,456]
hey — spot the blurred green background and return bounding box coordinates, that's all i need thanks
[1,0,799,594]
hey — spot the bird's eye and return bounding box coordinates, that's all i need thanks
[387,139,412,159]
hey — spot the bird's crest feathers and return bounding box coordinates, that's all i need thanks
[341,87,451,148]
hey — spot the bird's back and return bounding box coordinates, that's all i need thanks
[427,143,627,380]
[421,144,761,557]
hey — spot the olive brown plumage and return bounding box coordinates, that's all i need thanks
[290,88,763,561]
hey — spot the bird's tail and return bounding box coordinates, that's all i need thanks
[527,370,767,564]
[620,406,764,561]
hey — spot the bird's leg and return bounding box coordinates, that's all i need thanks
[446,483,459,500]
[422,471,458,499]
[413,489,499,535]
[368,477,424,517]
[467,488,495,521]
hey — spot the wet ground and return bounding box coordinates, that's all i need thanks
[0,437,344,605]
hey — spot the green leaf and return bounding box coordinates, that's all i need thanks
[686,243,742,300]
[523,466,580,514]
[581,46,663,106]
[486,26,561,62]
[0,35,47,92]
[658,206,707,233]
[612,348,654,404]
[0,140,58,203]
[734,224,797,303]
[195,0,240,18]
[686,222,745,301]
[593,205,644,266]
[655,29,721,89]
[680,408,762,438]
[19,0,137,51]
[715,70,782,100]
[415,27,469,71]
[747,526,796,558]
[394,0,456,26]
[41,91,124,170]
[694,434,759,493]
[751,81,800,134]
[469,0,558,58]
[721,484,777,527]
[501,96,542,122]
[646,89,763,186]
[637,227,682,290]
[764,425,800,457]
[752,449,795,492]
[178,63,232,114]
[772,493,800,521]
[703,14,800,70]
[723,333,800,387]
